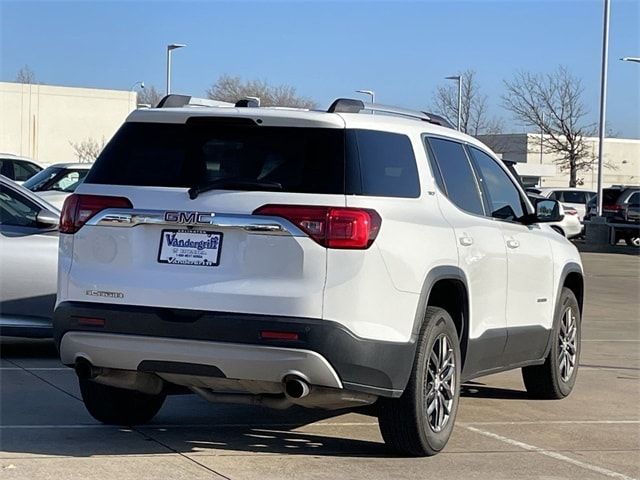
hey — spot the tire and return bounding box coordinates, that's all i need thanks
[377,307,461,456]
[79,378,166,425]
[624,236,640,247]
[522,287,581,399]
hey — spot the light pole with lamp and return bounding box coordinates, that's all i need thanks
[620,57,640,63]
[166,43,186,95]
[445,75,462,131]
[355,89,375,104]
[595,0,610,218]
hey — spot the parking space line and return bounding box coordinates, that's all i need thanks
[464,425,637,480]
[3,419,639,430]
[582,340,640,342]
[460,420,640,426]
[3,359,82,402]
[0,367,69,371]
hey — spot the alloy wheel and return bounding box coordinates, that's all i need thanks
[424,334,456,432]
[558,307,578,382]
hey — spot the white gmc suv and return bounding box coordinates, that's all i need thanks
[54,96,584,456]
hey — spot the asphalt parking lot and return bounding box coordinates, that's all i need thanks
[1,250,638,480]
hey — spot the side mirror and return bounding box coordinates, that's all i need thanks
[36,209,60,229]
[522,198,563,225]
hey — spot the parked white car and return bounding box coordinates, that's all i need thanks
[0,175,59,338]
[22,163,92,209]
[53,95,584,456]
[0,153,43,184]
[536,188,595,222]
[527,193,581,239]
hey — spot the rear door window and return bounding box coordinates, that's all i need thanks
[86,121,346,194]
[427,137,484,215]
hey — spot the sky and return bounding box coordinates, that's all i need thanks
[1,0,639,137]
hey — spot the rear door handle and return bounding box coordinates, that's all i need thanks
[506,239,520,249]
[459,236,474,246]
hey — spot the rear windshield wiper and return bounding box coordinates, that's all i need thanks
[188,178,283,199]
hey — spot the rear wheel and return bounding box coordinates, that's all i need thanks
[522,288,581,399]
[79,378,166,425]
[378,307,461,456]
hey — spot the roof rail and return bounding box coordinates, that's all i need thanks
[156,94,234,109]
[327,98,454,128]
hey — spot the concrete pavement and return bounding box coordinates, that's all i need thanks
[1,251,638,479]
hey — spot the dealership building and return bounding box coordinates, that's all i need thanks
[0,82,136,165]
[478,133,640,190]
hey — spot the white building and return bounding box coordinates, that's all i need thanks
[478,133,640,189]
[0,82,137,165]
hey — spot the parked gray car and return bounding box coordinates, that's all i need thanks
[0,175,59,337]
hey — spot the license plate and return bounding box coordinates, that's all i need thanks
[158,229,222,267]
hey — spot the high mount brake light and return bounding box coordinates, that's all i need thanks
[60,194,133,234]
[253,205,381,249]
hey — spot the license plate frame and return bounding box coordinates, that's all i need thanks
[157,229,223,267]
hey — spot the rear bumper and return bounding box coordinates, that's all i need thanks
[54,301,416,397]
[0,317,52,339]
[60,332,343,389]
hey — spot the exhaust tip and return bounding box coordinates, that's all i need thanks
[284,377,311,399]
[75,358,97,380]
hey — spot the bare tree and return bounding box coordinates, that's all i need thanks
[502,67,594,187]
[431,70,503,136]
[69,137,106,163]
[207,74,316,109]
[15,65,36,84]
[137,85,164,107]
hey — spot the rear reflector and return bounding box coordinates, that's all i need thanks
[76,317,105,327]
[60,194,133,234]
[260,330,299,341]
[253,205,381,249]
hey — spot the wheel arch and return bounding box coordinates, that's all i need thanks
[563,269,584,314]
[541,262,584,359]
[412,266,470,373]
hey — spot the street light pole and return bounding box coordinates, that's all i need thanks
[355,89,375,104]
[446,75,462,131]
[596,0,610,217]
[540,112,544,164]
[166,43,186,95]
[620,57,640,63]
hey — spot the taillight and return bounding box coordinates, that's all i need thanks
[603,204,622,211]
[253,205,382,249]
[60,194,132,234]
[565,210,578,216]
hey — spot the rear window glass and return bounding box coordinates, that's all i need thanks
[603,189,622,204]
[558,191,587,204]
[86,121,346,194]
[348,130,420,198]
[86,121,421,199]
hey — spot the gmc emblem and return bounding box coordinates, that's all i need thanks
[164,211,216,225]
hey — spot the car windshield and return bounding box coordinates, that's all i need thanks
[22,166,62,191]
[22,166,88,192]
